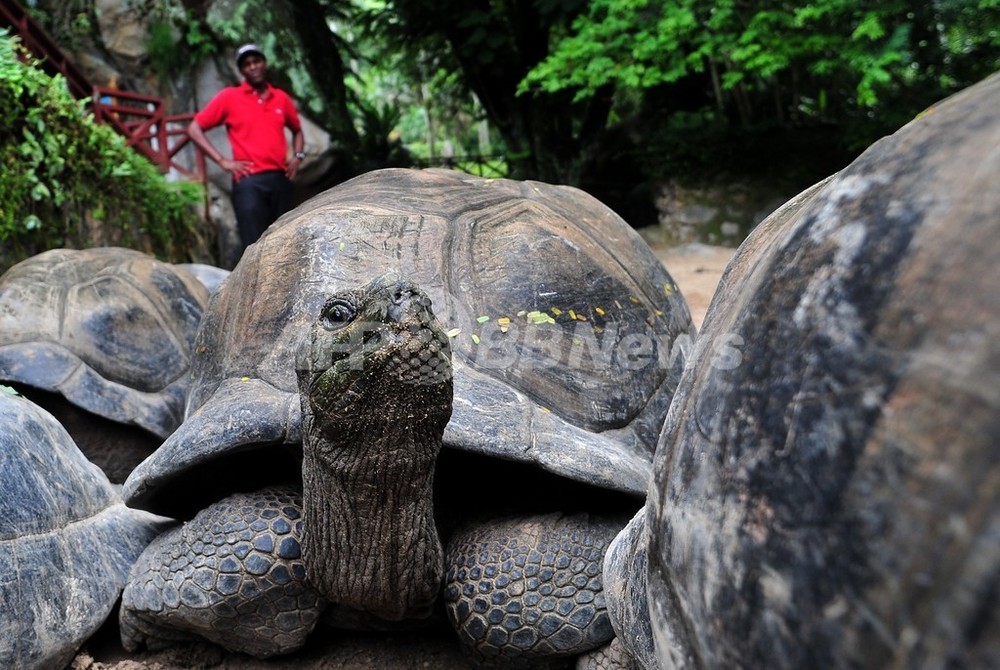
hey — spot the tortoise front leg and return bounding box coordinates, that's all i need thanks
[443,512,630,668]
[120,487,326,658]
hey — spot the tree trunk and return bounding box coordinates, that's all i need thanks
[286,0,360,153]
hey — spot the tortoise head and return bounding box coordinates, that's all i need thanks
[296,272,454,620]
[300,272,453,418]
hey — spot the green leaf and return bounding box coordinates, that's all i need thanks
[30,182,51,201]
[852,12,886,41]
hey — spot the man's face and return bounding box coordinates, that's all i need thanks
[239,54,267,86]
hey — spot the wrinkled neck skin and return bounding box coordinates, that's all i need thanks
[299,366,450,621]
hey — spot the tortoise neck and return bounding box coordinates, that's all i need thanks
[300,396,448,620]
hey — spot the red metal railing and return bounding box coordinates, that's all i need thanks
[1,0,205,181]
[92,87,205,180]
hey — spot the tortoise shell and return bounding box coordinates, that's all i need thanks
[0,391,167,669]
[125,168,695,515]
[0,247,209,439]
[605,71,1000,669]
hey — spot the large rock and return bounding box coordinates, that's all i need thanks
[96,0,152,61]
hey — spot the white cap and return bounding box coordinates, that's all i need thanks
[235,43,265,66]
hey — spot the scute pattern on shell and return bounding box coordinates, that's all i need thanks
[125,168,695,518]
[0,247,209,438]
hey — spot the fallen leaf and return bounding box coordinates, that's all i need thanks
[527,310,555,325]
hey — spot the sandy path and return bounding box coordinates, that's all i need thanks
[650,243,735,330]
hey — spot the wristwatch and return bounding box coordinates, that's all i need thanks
[294,151,306,160]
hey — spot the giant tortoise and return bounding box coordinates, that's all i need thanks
[119,168,695,667]
[604,71,1000,669]
[0,389,168,670]
[0,247,210,481]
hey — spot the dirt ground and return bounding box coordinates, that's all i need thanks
[649,242,735,330]
[70,242,736,670]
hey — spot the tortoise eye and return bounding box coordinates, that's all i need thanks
[321,300,355,329]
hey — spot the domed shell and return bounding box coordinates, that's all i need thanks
[125,169,695,515]
[606,72,1000,669]
[177,262,231,295]
[0,247,210,438]
[0,390,168,670]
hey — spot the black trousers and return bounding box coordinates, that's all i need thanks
[231,170,294,252]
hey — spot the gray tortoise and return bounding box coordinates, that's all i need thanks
[119,168,695,667]
[178,262,231,296]
[0,247,210,481]
[0,389,168,670]
[604,72,1000,668]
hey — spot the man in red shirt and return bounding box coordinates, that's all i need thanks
[187,43,305,257]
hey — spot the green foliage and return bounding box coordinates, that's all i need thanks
[353,5,499,162]
[146,13,217,83]
[28,0,998,229]
[0,30,203,269]
[359,0,595,182]
[355,99,413,167]
[24,0,92,51]
[520,0,1000,149]
[523,0,998,97]
[325,2,453,160]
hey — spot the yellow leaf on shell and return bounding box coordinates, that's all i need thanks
[527,310,555,325]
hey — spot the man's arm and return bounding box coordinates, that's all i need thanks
[187,120,253,179]
[285,127,305,180]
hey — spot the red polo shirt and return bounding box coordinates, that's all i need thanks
[194,80,302,174]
